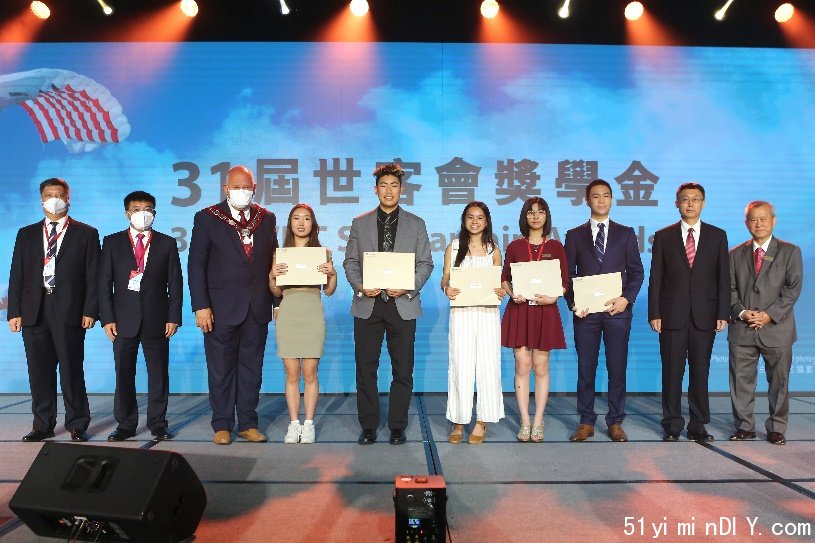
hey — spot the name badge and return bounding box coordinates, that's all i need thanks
[43,257,55,276]
[128,270,143,292]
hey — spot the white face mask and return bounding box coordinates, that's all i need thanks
[228,188,254,209]
[129,210,155,231]
[42,197,68,215]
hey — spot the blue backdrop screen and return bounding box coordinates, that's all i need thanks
[0,42,812,393]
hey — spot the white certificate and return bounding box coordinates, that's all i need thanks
[510,260,563,299]
[572,272,623,314]
[363,252,415,290]
[449,266,502,307]
[275,247,328,286]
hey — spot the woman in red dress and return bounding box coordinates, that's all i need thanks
[501,197,568,443]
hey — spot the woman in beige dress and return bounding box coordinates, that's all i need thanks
[270,204,337,444]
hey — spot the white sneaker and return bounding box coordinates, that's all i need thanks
[300,423,316,444]
[284,421,301,444]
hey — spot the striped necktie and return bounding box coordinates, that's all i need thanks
[686,227,696,268]
[595,223,605,264]
[45,221,57,287]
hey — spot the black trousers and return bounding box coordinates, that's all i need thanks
[21,293,90,432]
[354,297,416,432]
[659,321,715,434]
[204,310,268,432]
[112,332,170,433]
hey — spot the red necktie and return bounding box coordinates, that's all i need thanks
[134,233,146,272]
[240,210,252,258]
[755,247,765,276]
[685,227,696,268]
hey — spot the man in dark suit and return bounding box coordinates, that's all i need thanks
[343,163,434,445]
[728,201,802,445]
[7,178,98,442]
[188,165,277,445]
[99,191,182,442]
[565,179,644,442]
[648,182,729,442]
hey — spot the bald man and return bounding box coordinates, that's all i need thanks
[188,166,278,445]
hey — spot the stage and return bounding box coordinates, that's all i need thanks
[0,393,813,542]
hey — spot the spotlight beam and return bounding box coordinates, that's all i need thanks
[279,0,290,15]
[96,0,113,16]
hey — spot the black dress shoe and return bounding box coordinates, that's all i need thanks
[389,429,407,445]
[767,432,786,445]
[357,429,377,445]
[22,429,55,442]
[151,429,175,441]
[687,430,715,443]
[107,428,136,442]
[70,429,89,442]
[729,429,757,441]
[662,432,680,442]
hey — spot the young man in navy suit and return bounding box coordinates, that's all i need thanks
[188,165,278,445]
[99,191,182,441]
[7,178,98,442]
[565,179,644,442]
[648,182,729,443]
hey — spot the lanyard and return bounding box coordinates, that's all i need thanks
[525,237,546,262]
[127,230,153,273]
[42,218,69,261]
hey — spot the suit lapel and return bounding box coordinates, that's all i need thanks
[120,230,139,272]
[55,219,75,263]
[756,237,777,280]
[218,201,250,261]
[673,223,691,269]
[365,210,378,251]
[393,209,410,252]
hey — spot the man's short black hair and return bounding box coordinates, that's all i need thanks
[373,162,404,184]
[585,179,612,200]
[676,182,705,201]
[124,190,157,210]
[39,178,70,195]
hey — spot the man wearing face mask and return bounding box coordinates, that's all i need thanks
[188,165,278,445]
[98,191,182,442]
[7,178,99,442]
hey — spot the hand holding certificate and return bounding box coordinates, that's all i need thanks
[362,252,416,291]
[274,247,329,286]
[510,260,563,301]
[449,266,502,307]
[572,272,623,315]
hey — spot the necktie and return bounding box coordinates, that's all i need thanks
[595,223,605,264]
[755,247,765,276]
[685,227,696,268]
[134,233,146,273]
[380,214,396,302]
[45,221,57,287]
[239,210,252,258]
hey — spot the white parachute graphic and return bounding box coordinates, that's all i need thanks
[0,68,131,153]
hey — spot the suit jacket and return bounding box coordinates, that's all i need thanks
[8,218,99,327]
[98,229,183,339]
[188,202,277,326]
[564,220,644,318]
[343,207,434,320]
[728,237,802,348]
[648,221,730,330]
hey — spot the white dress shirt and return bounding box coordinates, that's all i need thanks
[680,220,701,251]
[41,216,69,287]
[590,217,609,252]
[129,227,153,270]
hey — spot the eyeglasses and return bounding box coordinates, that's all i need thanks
[526,210,546,217]
[678,197,703,205]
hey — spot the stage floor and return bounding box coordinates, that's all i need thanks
[0,393,813,542]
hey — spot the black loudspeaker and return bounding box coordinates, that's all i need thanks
[10,442,207,542]
[394,475,446,543]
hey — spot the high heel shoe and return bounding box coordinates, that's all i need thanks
[530,421,545,443]
[468,421,487,444]
[449,424,464,444]
[517,424,532,442]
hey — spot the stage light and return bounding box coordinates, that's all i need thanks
[180,0,198,18]
[481,0,499,19]
[624,1,644,21]
[714,0,734,21]
[558,0,570,19]
[279,0,290,15]
[775,3,794,23]
[30,1,50,19]
[349,0,369,17]
[96,0,113,15]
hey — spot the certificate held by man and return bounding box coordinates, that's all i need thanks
[572,272,623,314]
[449,266,502,307]
[510,260,563,299]
[362,251,416,290]
[275,247,328,286]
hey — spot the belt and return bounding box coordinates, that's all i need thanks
[43,286,56,294]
